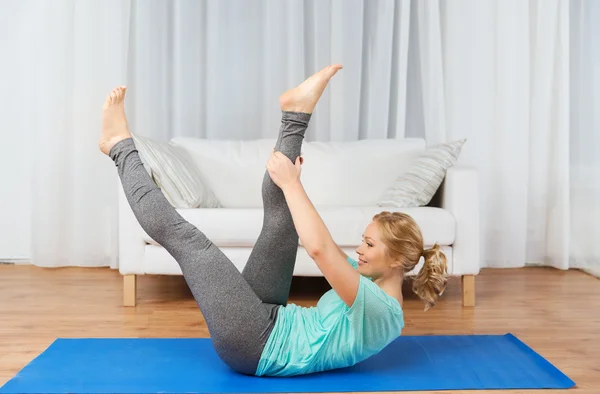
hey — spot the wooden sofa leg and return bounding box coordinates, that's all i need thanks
[124,275,137,307]
[461,275,475,307]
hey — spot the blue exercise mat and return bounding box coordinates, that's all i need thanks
[1,334,574,393]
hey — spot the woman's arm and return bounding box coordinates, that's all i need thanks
[282,181,360,307]
[336,244,349,261]
[266,150,360,306]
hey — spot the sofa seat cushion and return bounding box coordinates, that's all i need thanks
[142,206,455,248]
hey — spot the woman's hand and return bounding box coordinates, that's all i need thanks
[266,149,304,190]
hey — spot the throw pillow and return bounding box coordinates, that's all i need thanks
[377,138,466,207]
[130,132,221,209]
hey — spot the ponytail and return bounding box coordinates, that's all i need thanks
[412,243,448,311]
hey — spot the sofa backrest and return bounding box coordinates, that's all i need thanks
[170,137,426,208]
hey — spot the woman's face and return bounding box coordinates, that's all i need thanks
[355,221,396,279]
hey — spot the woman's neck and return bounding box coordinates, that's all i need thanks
[374,271,404,306]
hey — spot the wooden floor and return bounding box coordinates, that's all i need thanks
[0,264,598,393]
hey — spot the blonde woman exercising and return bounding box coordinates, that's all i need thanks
[99,64,448,377]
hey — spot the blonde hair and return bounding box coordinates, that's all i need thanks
[372,211,448,311]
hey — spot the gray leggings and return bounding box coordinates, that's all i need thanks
[110,111,310,375]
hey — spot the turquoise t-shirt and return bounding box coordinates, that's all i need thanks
[255,256,404,377]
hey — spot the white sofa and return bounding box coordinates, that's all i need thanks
[117,137,479,307]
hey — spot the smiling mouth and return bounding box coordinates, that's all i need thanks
[358,259,368,265]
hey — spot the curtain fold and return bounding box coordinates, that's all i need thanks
[569,0,600,276]
[526,0,571,269]
[30,0,131,268]
[416,0,447,145]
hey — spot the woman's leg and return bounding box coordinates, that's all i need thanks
[102,87,276,375]
[241,112,309,305]
[242,64,342,305]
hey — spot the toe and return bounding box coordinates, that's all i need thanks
[323,64,342,79]
[116,86,127,102]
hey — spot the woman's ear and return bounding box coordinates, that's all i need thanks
[390,258,403,269]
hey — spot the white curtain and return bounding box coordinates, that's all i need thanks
[569,0,600,276]
[23,1,131,268]
[440,0,572,269]
[438,0,599,273]
[3,0,597,273]
[126,0,412,143]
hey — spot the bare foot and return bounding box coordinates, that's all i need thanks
[99,86,132,156]
[279,64,343,114]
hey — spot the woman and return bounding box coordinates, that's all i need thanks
[99,64,447,377]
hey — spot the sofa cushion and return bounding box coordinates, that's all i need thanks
[378,138,467,208]
[141,206,455,248]
[169,137,426,208]
[130,133,221,208]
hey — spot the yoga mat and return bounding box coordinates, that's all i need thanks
[1,334,574,393]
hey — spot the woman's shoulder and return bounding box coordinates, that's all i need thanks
[359,276,404,315]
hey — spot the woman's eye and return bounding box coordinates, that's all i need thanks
[367,243,373,247]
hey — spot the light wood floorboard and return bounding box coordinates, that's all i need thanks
[1,265,598,393]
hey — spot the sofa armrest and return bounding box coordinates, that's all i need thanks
[430,166,480,276]
[117,176,146,275]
